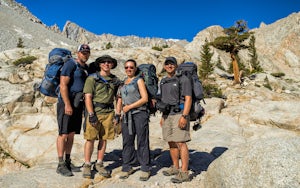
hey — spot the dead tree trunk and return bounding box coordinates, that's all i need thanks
[231,53,241,84]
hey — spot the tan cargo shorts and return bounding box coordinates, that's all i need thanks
[162,113,191,142]
[84,112,115,140]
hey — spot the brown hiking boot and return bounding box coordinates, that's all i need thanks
[94,162,111,178]
[82,163,91,179]
[56,162,73,177]
[139,171,151,181]
[119,168,134,179]
[162,165,179,176]
[65,159,81,172]
[171,170,190,183]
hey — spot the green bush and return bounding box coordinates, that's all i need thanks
[152,46,162,51]
[271,72,285,78]
[13,56,37,66]
[106,42,113,49]
[263,76,272,90]
[17,38,24,48]
[203,83,223,98]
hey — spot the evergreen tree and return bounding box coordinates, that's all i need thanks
[216,56,225,71]
[210,20,252,84]
[248,35,263,73]
[17,38,24,48]
[199,40,214,80]
[106,42,113,49]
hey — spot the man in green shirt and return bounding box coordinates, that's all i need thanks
[82,55,121,178]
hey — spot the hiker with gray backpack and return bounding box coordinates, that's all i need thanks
[115,59,152,181]
[156,56,193,183]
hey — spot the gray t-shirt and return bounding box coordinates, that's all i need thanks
[160,75,192,106]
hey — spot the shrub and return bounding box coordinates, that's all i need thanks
[12,56,37,66]
[263,76,272,90]
[106,42,113,49]
[17,38,24,48]
[271,72,285,78]
[203,83,223,98]
[152,46,162,51]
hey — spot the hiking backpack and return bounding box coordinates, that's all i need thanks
[136,64,159,115]
[38,48,72,97]
[176,62,205,121]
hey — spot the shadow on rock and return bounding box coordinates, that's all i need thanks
[151,146,228,179]
[189,146,228,179]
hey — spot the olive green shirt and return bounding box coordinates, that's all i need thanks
[83,73,120,113]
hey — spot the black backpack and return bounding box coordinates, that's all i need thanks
[176,62,205,121]
[38,48,73,97]
[136,64,159,115]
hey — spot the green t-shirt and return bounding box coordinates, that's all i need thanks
[83,73,120,113]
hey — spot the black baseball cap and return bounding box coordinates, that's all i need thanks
[164,56,177,65]
[77,44,90,53]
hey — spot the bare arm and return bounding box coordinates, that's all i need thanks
[115,97,122,115]
[178,95,192,128]
[60,76,72,115]
[84,93,94,114]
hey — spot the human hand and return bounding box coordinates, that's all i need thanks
[64,104,73,116]
[113,114,121,124]
[123,105,130,113]
[178,116,187,129]
[89,114,98,127]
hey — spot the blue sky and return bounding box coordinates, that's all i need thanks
[16,0,299,42]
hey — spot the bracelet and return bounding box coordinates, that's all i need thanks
[182,114,189,119]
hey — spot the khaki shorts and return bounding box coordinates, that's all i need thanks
[84,112,115,140]
[162,113,191,142]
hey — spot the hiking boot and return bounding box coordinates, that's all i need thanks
[65,159,81,172]
[139,171,151,181]
[56,162,73,177]
[82,163,91,179]
[119,168,134,179]
[171,171,190,183]
[162,165,179,176]
[94,162,111,178]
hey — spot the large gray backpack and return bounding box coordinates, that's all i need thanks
[136,64,159,115]
[176,62,205,121]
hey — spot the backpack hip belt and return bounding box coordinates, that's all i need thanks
[93,102,114,109]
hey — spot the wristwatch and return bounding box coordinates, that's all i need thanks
[182,114,189,119]
[88,112,94,117]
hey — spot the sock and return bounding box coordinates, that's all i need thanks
[65,154,71,161]
[97,160,103,164]
[58,157,64,163]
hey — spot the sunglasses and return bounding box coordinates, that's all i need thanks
[100,61,113,64]
[80,51,90,55]
[165,62,176,66]
[125,66,135,70]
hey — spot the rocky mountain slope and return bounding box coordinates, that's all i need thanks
[0,0,299,187]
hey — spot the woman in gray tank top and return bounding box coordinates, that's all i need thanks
[116,59,151,181]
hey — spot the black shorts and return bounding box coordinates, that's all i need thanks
[57,100,84,135]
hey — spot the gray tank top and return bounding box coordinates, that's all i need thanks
[120,77,146,110]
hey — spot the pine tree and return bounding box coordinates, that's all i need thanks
[199,40,214,80]
[17,38,24,48]
[216,56,225,71]
[210,20,252,84]
[248,35,263,73]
